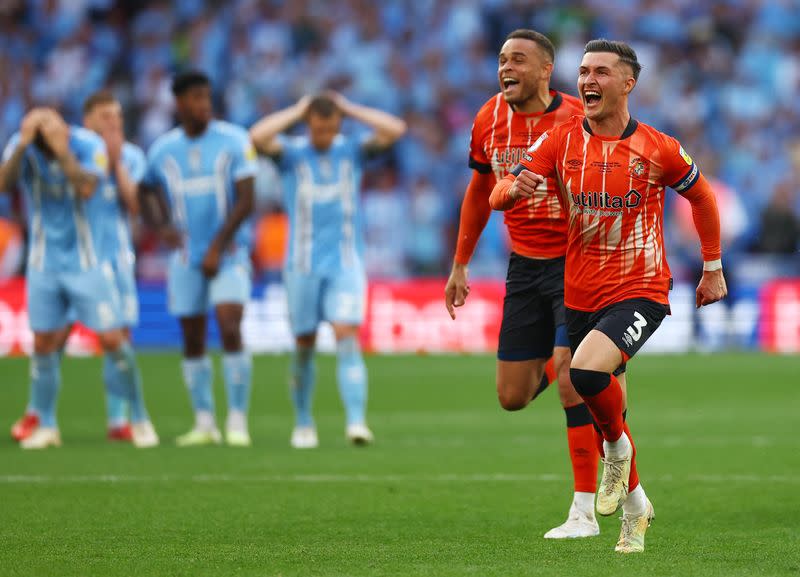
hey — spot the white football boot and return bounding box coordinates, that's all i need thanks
[346,423,374,446]
[131,421,159,448]
[615,499,655,553]
[20,427,62,449]
[544,502,600,539]
[290,426,319,449]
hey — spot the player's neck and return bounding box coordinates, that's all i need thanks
[513,87,553,114]
[586,109,631,138]
[183,121,209,138]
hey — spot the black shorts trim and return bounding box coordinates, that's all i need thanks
[497,254,566,361]
[565,298,669,374]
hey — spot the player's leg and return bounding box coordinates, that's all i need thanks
[17,269,68,449]
[168,256,219,446]
[284,269,323,448]
[70,264,157,448]
[325,269,372,445]
[495,254,552,410]
[210,259,253,447]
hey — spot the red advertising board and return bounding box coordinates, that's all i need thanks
[759,279,800,353]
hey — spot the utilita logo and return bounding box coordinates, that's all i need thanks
[571,189,642,211]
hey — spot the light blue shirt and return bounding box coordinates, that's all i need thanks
[97,141,146,265]
[277,134,366,274]
[143,120,258,266]
[2,126,108,272]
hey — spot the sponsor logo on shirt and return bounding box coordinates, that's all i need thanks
[570,189,642,216]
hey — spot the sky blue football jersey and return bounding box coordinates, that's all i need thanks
[277,134,366,274]
[143,120,258,266]
[2,126,108,272]
[97,141,146,264]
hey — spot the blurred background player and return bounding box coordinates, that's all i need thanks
[250,92,406,448]
[1,108,156,449]
[141,71,258,447]
[12,91,148,443]
[444,29,599,539]
[490,39,727,552]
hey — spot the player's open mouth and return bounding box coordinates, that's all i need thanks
[584,91,601,106]
[502,77,519,90]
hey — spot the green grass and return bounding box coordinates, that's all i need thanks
[1,353,799,576]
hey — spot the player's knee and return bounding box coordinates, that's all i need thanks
[33,332,60,355]
[496,384,529,411]
[569,367,611,398]
[97,330,125,352]
[218,323,242,352]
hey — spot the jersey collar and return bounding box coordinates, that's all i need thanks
[582,116,639,140]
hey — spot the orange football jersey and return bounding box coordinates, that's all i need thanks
[516,116,703,311]
[469,90,583,259]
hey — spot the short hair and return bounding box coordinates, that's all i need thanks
[504,29,555,62]
[584,39,642,80]
[83,89,117,115]
[171,70,211,97]
[307,95,340,118]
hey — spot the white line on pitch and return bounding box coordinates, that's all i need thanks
[0,472,796,484]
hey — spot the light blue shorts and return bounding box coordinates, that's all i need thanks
[284,267,367,337]
[27,263,124,333]
[167,252,252,318]
[113,255,139,327]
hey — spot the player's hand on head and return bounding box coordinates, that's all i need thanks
[696,268,728,308]
[20,109,48,146]
[445,265,470,320]
[509,169,544,201]
[38,111,70,158]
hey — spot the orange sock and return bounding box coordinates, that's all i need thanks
[564,404,598,493]
[570,369,625,442]
[544,357,557,384]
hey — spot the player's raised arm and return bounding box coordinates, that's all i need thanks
[39,111,103,199]
[249,96,311,157]
[489,169,544,211]
[328,92,407,153]
[0,109,47,192]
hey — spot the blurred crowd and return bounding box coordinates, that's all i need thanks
[0,0,798,282]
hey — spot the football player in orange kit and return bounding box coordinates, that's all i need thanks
[490,39,727,553]
[444,29,600,539]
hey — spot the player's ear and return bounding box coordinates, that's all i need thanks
[624,76,636,95]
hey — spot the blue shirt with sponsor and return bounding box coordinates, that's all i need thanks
[97,142,146,265]
[143,120,258,266]
[2,126,108,272]
[277,134,366,274]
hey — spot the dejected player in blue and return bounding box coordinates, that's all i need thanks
[0,108,156,449]
[141,71,257,447]
[250,92,406,448]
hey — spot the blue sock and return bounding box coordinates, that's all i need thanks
[336,337,368,426]
[106,343,149,424]
[223,351,252,414]
[182,356,215,416]
[30,352,61,428]
[290,346,315,427]
[103,355,129,427]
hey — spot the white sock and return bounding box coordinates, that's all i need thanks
[226,410,247,432]
[622,484,647,516]
[604,431,631,459]
[196,410,217,431]
[573,492,595,517]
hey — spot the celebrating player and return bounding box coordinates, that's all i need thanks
[444,29,600,539]
[1,108,157,449]
[141,71,258,447]
[490,39,727,552]
[250,92,406,448]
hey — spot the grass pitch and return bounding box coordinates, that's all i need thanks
[1,352,798,576]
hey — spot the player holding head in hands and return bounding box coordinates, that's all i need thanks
[444,29,600,539]
[490,39,727,552]
[250,91,406,448]
[1,108,157,449]
[141,71,258,447]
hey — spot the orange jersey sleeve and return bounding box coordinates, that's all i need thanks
[454,170,497,265]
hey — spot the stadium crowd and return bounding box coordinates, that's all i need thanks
[0,0,798,281]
